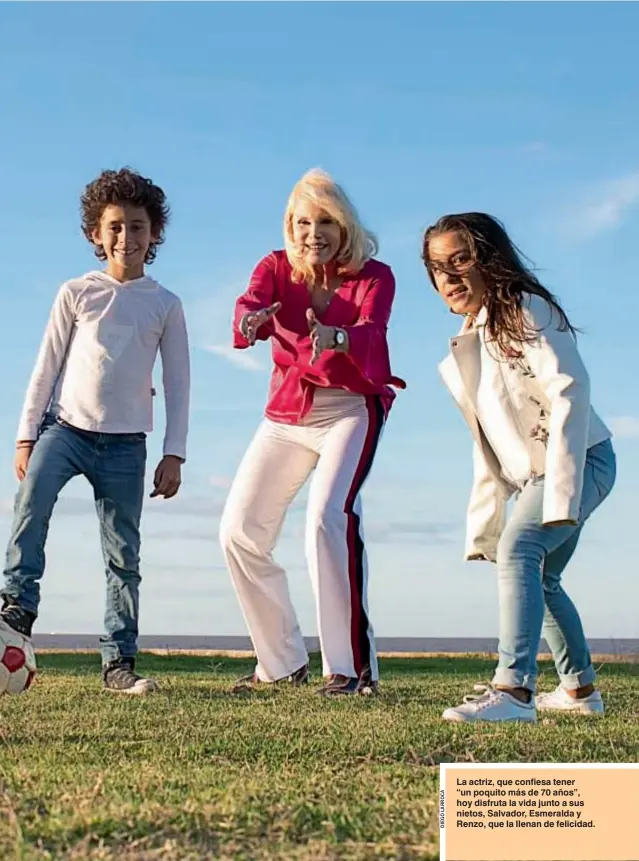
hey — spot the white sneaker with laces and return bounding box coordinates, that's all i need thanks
[442,684,537,723]
[535,685,604,715]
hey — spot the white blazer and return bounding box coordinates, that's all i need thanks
[439,294,611,562]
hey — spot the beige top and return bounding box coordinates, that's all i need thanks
[301,387,367,428]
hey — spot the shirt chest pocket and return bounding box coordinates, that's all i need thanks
[73,319,135,364]
[96,321,136,361]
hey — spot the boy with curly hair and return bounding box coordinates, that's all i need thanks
[0,168,190,694]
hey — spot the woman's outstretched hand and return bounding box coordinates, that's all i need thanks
[240,302,282,346]
[307,308,337,364]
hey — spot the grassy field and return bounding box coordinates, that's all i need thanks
[1,653,638,861]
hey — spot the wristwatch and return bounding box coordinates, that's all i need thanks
[333,328,346,349]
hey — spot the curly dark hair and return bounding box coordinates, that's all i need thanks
[422,212,577,359]
[80,167,170,264]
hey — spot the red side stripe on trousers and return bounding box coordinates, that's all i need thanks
[344,395,385,678]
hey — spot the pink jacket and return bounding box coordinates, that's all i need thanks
[232,250,406,424]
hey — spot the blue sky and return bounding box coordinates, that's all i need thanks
[0,2,637,640]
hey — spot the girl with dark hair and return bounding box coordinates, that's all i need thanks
[423,213,615,723]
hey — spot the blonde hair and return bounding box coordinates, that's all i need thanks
[283,168,378,284]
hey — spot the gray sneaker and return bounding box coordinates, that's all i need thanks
[317,673,378,697]
[231,663,309,693]
[103,658,158,695]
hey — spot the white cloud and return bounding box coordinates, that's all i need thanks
[607,416,639,440]
[521,140,549,155]
[379,218,425,253]
[202,343,264,372]
[366,520,461,546]
[0,493,228,520]
[210,474,232,489]
[186,278,266,373]
[0,496,96,518]
[191,402,257,414]
[563,171,639,239]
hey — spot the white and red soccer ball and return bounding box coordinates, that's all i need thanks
[0,620,37,695]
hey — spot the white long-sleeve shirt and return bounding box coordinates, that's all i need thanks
[17,271,190,460]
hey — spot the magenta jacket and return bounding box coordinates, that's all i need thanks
[232,250,406,424]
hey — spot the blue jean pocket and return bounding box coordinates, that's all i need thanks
[579,440,616,522]
[588,440,616,500]
[37,414,57,437]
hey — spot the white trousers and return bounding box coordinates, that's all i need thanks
[219,390,385,682]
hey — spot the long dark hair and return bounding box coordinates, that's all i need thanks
[422,212,577,358]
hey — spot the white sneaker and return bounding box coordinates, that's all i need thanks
[442,684,537,723]
[535,685,604,715]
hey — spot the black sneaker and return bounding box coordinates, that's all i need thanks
[317,672,378,697]
[231,663,309,693]
[103,658,158,695]
[0,596,36,638]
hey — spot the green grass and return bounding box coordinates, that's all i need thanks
[1,653,638,861]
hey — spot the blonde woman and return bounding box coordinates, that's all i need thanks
[220,169,405,695]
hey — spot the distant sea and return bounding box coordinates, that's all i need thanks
[32,634,639,658]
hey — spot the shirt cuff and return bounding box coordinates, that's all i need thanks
[163,443,186,462]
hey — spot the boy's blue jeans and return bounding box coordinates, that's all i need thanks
[1,415,147,665]
[493,439,616,692]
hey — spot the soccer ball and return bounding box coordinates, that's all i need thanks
[0,620,37,695]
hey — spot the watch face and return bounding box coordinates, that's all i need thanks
[335,330,345,345]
